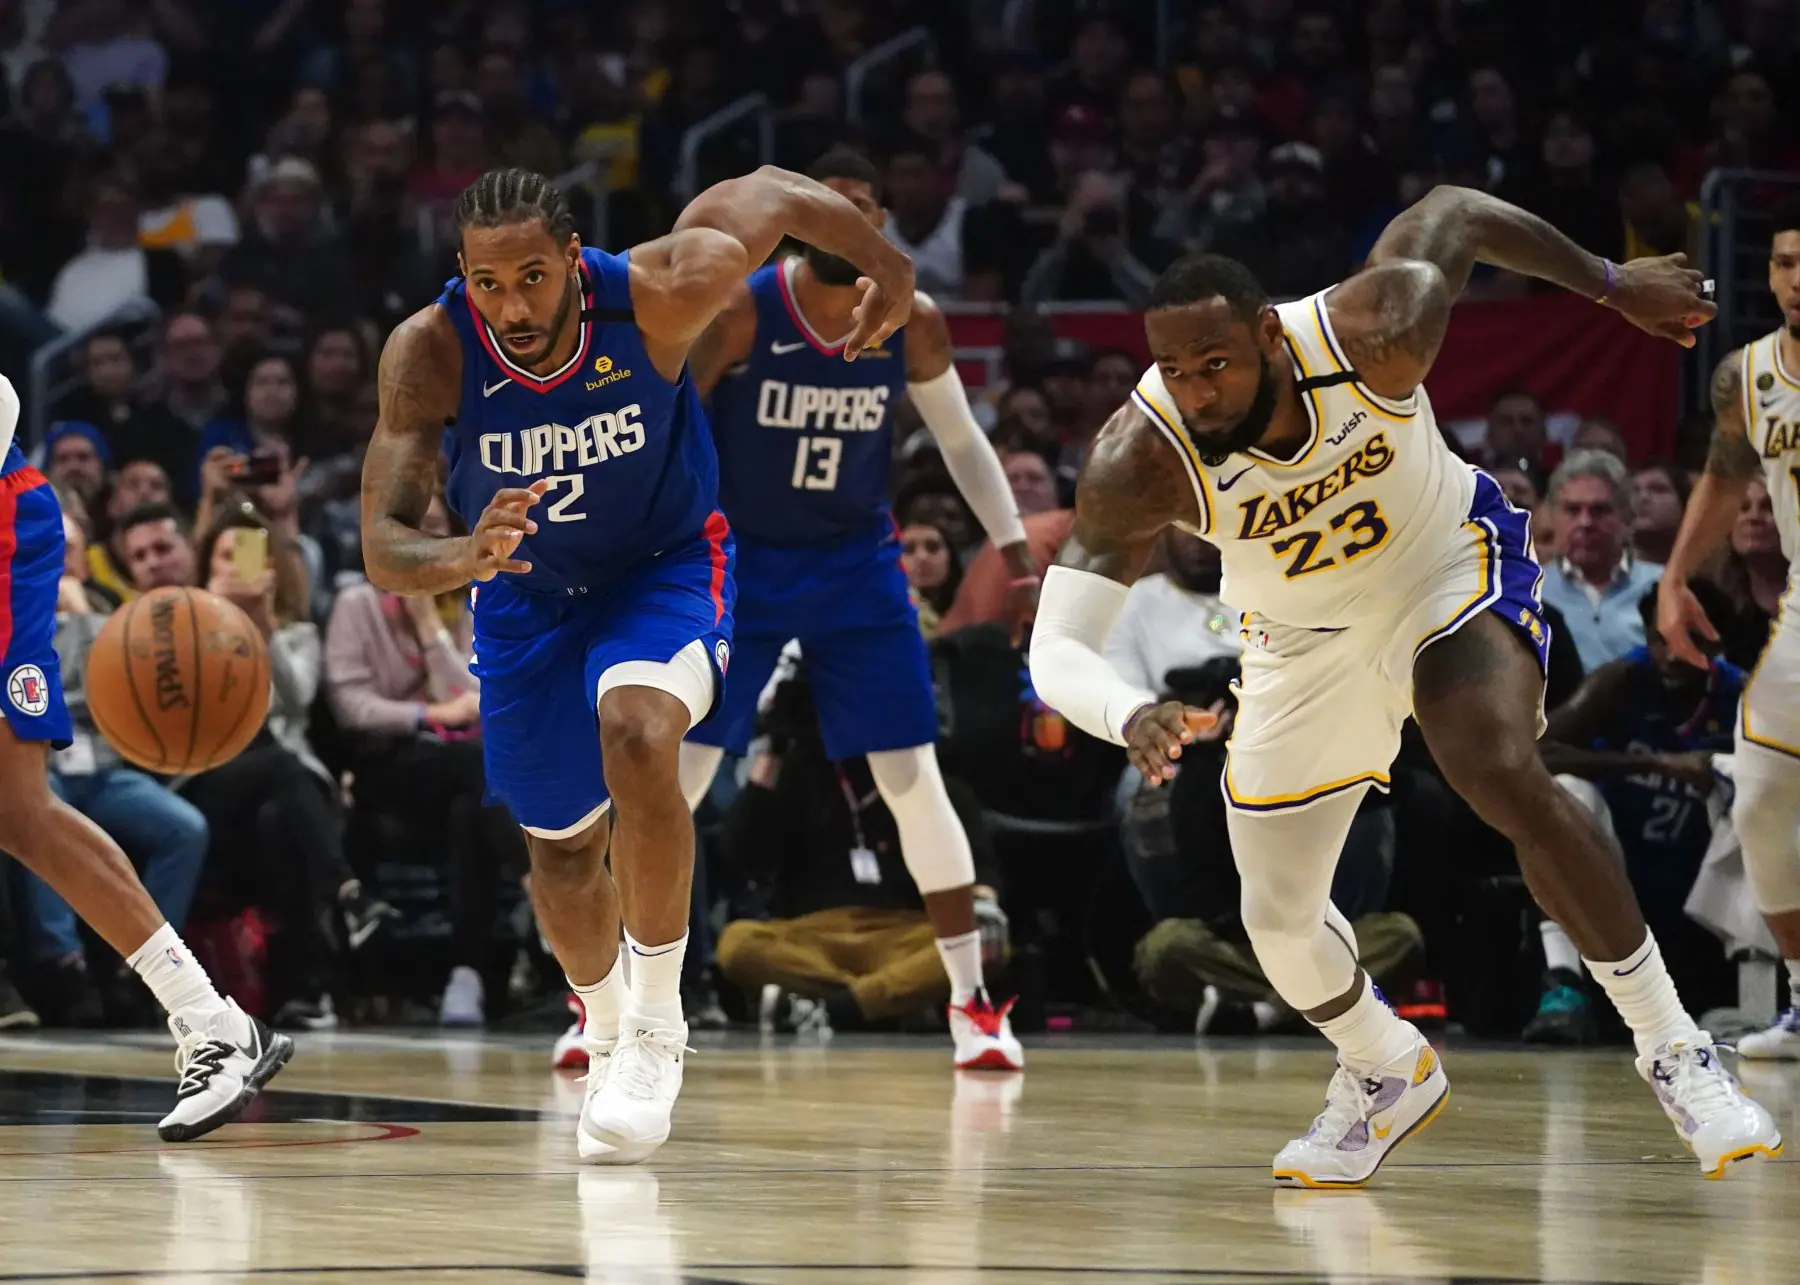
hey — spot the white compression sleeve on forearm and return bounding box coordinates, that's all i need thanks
[1028,565,1157,746]
[908,364,1028,550]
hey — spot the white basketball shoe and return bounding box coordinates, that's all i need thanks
[157,1000,295,1142]
[1736,1008,1800,1060]
[949,993,1024,1071]
[578,1019,687,1164]
[1272,1027,1449,1188]
[553,994,590,1071]
[1637,1033,1783,1177]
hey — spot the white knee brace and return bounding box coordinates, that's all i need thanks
[1731,747,1800,916]
[867,745,976,895]
[677,742,725,813]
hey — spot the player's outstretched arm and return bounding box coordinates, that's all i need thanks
[1029,406,1207,779]
[1658,350,1762,666]
[905,295,1034,585]
[631,165,914,356]
[1334,185,1716,399]
[361,307,545,594]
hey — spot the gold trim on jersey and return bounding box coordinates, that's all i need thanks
[1743,343,1758,443]
[1311,293,1419,423]
[1411,518,1500,659]
[1772,333,1800,393]
[1251,335,1323,469]
[1130,384,1214,535]
[1223,764,1392,813]
[1739,580,1800,761]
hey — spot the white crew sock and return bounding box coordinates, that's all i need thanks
[571,947,625,1043]
[1314,973,1416,1069]
[935,929,983,1006]
[1540,921,1584,976]
[127,923,245,1042]
[1786,959,1800,1012]
[624,929,687,1028]
[1583,932,1700,1058]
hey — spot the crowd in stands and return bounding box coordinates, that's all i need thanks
[0,0,1794,1046]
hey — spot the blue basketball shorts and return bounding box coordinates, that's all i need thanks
[688,520,937,760]
[473,516,735,836]
[0,455,73,749]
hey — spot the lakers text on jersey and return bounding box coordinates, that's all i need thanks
[440,248,736,836]
[689,258,936,761]
[1132,290,1548,812]
[1734,334,1800,761]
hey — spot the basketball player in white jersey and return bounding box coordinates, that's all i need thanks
[1029,183,1780,1187]
[1658,206,1800,1059]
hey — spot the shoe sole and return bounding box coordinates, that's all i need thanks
[956,1047,1024,1071]
[1272,1080,1452,1190]
[1702,1135,1784,1179]
[577,1126,668,1165]
[0,1009,41,1031]
[157,1031,296,1143]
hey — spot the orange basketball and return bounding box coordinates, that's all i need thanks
[84,587,271,773]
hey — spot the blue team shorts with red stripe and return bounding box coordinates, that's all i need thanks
[471,515,735,836]
[0,452,74,748]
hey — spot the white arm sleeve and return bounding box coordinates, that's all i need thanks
[908,363,1028,551]
[1028,565,1158,747]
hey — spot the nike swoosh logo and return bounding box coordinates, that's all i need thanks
[1761,396,1780,409]
[1613,954,1650,977]
[483,379,511,398]
[1372,1122,1393,1139]
[770,340,810,355]
[629,942,683,957]
[1216,466,1253,492]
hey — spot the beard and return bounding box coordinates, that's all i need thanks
[1186,353,1280,463]
[501,275,578,369]
[805,244,865,287]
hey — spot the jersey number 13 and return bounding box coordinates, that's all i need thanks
[791,436,842,491]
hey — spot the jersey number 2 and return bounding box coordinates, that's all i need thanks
[792,436,842,491]
[1270,500,1390,579]
[541,474,586,522]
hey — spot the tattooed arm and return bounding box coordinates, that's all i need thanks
[1330,185,1717,399]
[361,306,547,594]
[1657,350,1763,665]
[1029,406,1208,776]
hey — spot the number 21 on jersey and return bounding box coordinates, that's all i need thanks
[792,436,842,490]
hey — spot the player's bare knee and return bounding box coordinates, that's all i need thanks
[526,824,607,886]
[598,692,686,789]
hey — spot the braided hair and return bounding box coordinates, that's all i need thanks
[453,168,576,249]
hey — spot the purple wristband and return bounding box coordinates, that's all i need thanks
[1599,258,1616,303]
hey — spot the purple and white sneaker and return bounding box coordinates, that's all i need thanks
[1737,1008,1800,1061]
[1272,1025,1449,1188]
[1637,1034,1781,1177]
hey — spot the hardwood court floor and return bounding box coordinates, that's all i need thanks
[0,1029,1796,1283]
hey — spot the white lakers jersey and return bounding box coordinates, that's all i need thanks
[1735,331,1800,576]
[1132,289,1477,628]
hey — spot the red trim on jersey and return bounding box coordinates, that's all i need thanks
[703,510,731,623]
[465,281,596,394]
[774,259,845,356]
[2,466,47,495]
[0,480,19,663]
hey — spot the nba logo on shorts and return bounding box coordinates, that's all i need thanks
[7,665,48,717]
[715,639,731,675]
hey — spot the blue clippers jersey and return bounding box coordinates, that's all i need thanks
[1597,647,1743,861]
[440,247,718,593]
[709,259,907,544]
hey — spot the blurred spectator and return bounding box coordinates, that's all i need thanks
[1539,450,1664,671]
[197,352,308,506]
[1503,107,1621,264]
[339,120,442,334]
[1483,386,1555,474]
[48,0,173,115]
[116,501,195,591]
[940,507,1072,635]
[1630,461,1689,566]
[1619,160,1701,262]
[216,284,273,366]
[1718,479,1789,671]
[1492,462,1558,562]
[1152,114,1265,253]
[1464,66,1527,193]
[714,669,1003,1032]
[899,519,960,637]
[1698,68,1800,179]
[879,143,1008,302]
[218,157,354,328]
[970,54,1055,203]
[1104,531,1241,698]
[257,86,341,195]
[1000,447,1058,520]
[899,68,1009,207]
[1116,69,1193,211]
[41,421,109,509]
[87,455,170,605]
[1021,166,1169,307]
[0,59,91,305]
[299,323,373,460]
[1571,417,1628,461]
[474,45,564,178]
[325,500,516,1026]
[1211,141,1347,297]
[1050,15,1131,118]
[993,385,1052,445]
[46,170,185,332]
[155,311,227,434]
[19,509,208,1028]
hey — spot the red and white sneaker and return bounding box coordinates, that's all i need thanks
[553,994,588,1071]
[949,993,1024,1071]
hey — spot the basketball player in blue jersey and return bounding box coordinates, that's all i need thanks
[675,148,1030,1070]
[0,375,293,1141]
[1026,182,1777,1184]
[360,166,913,1164]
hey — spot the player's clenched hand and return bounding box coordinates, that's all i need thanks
[1655,576,1718,671]
[1607,253,1717,348]
[1123,700,1221,785]
[845,263,915,359]
[465,479,549,581]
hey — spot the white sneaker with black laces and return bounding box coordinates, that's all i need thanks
[158,1001,295,1142]
[1637,1033,1783,1177]
[578,1020,687,1164]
